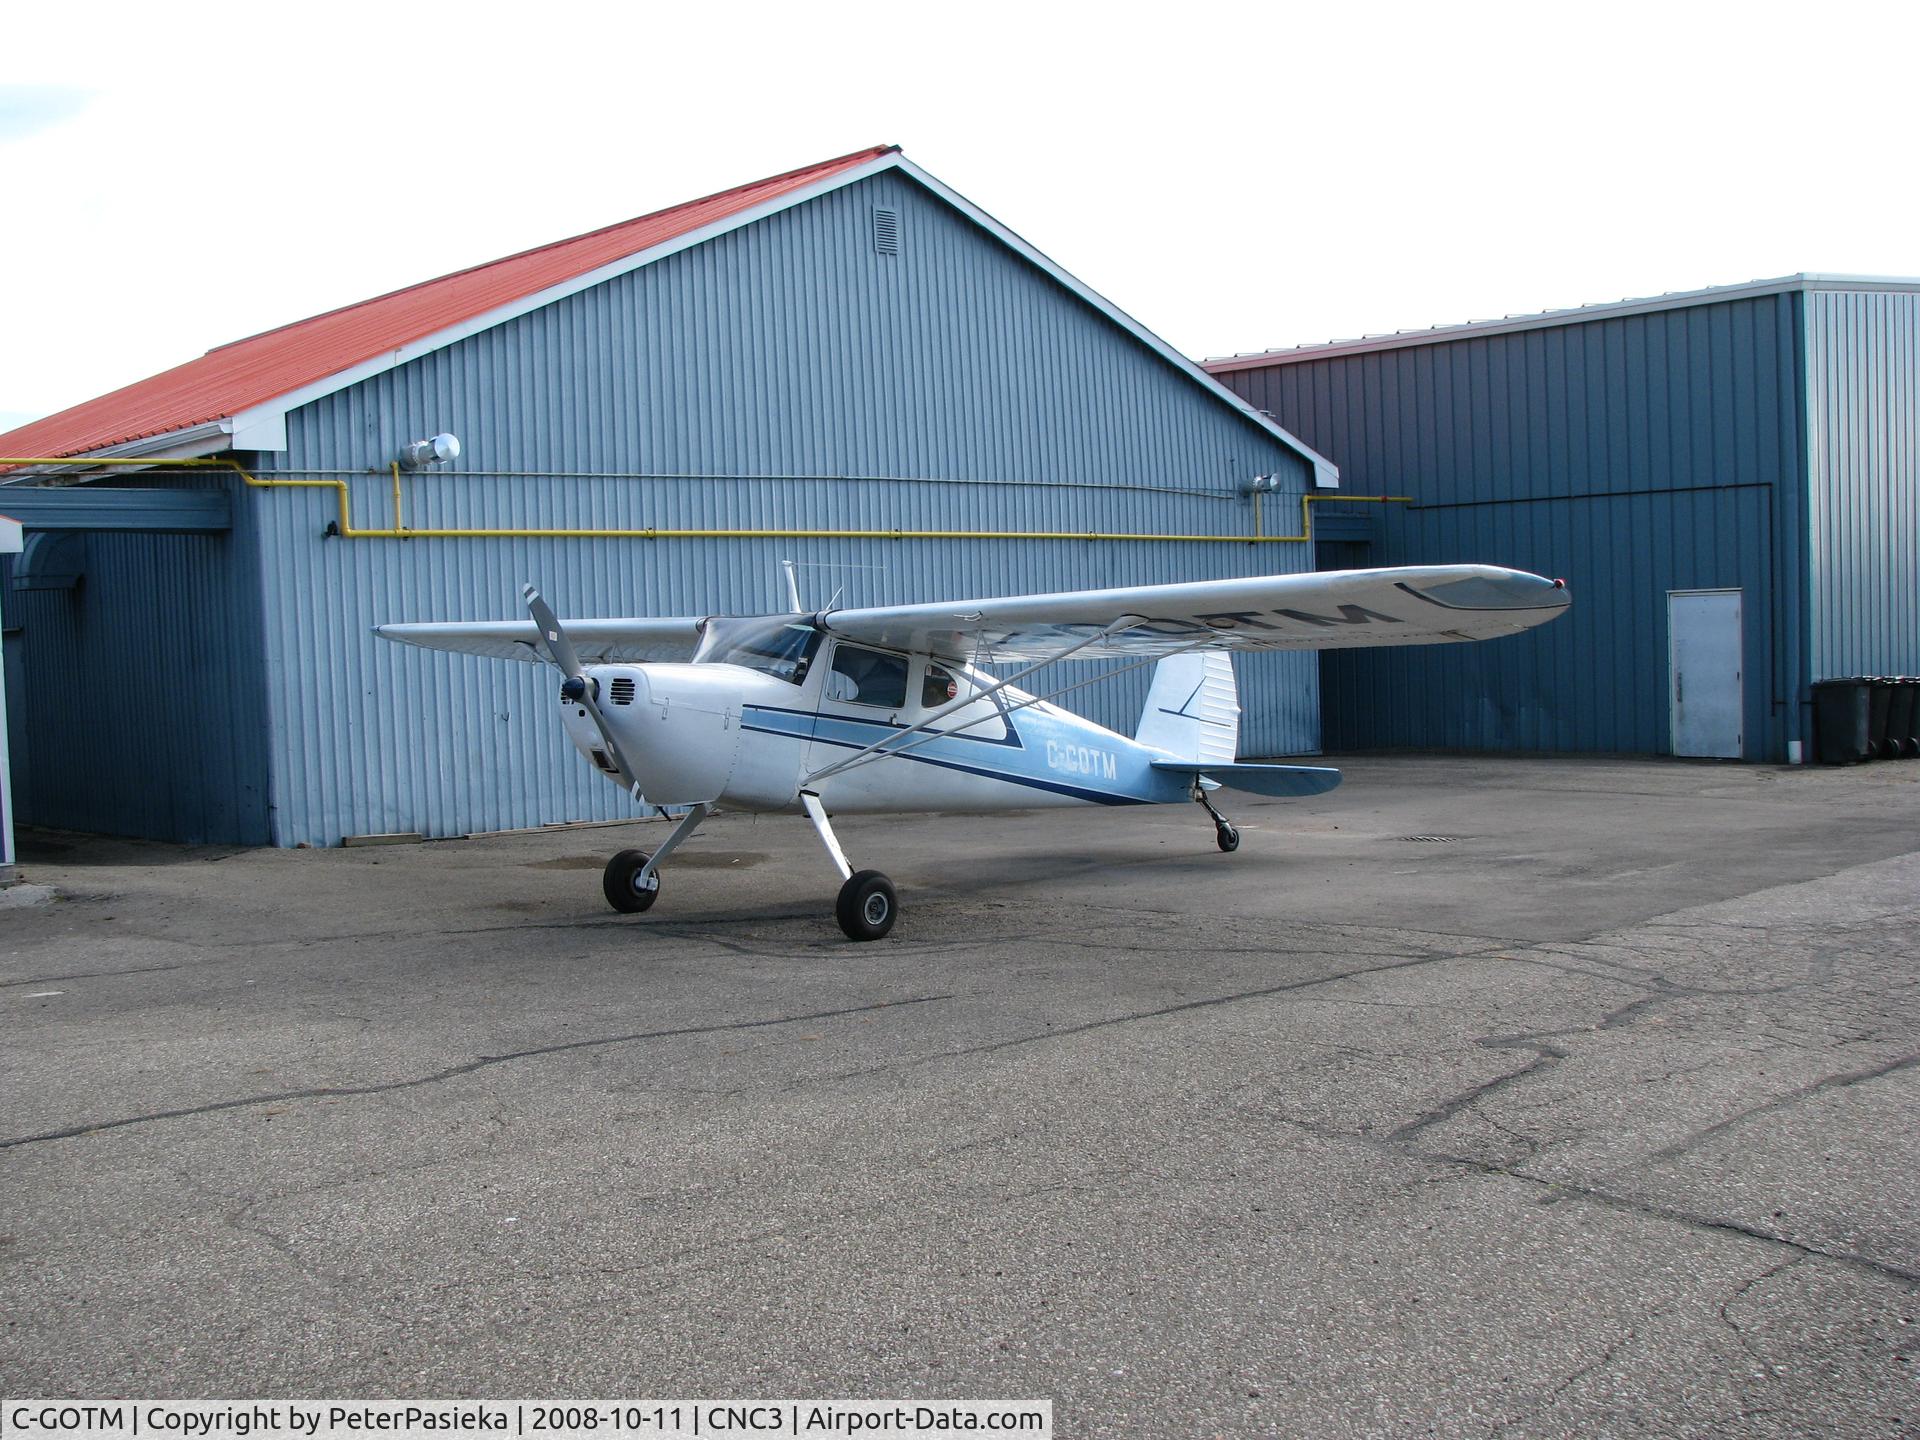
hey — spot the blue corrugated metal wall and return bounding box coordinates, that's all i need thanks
[1219,294,1808,760]
[248,169,1320,845]
[1,471,272,843]
[1804,288,1920,678]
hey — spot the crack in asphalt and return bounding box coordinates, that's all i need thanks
[1198,1085,1920,1294]
[1641,1052,1920,1163]
[1490,1315,1648,1437]
[0,962,188,988]
[1227,932,1920,1294]
[1387,1043,1567,1144]
[1716,1256,1809,1371]
[1341,937,1920,1288]
[1382,933,1894,1152]
[1353,1130,1920,1288]
[1037,929,1479,965]
[1522,1174,1920,1287]
[819,947,1517,1084]
[1387,986,1674,1144]
[0,994,952,1152]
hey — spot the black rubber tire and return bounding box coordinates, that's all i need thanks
[835,869,898,941]
[1216,824,1241,853]
[603,849,660,914]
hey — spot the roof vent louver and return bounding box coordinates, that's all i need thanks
[610,677,637,705]
[873,207,899,257]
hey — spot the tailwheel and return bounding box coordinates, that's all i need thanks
[1196,787,1240,854]
[836,869,898,942]
[603,849,660,913]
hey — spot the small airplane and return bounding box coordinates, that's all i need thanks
[377,564,1569,940]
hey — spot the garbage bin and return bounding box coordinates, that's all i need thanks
[1867,677,1897,758]
[1812,678,1872,764]
[1888,677,1919,759]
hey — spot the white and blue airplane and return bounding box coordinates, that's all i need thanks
[378,564,1569,940]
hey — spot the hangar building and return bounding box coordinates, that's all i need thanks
[1207,277,1920,763]
[0,146,1340,847]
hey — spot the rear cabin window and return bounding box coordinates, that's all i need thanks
[828,645,909,709]
[922,663,962,709]
[917,661,1008,741]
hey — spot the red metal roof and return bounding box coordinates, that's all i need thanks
[0,146,897,464]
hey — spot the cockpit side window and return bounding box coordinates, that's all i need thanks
[827,644,909,709]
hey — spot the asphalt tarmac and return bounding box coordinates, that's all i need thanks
[2,756,1916,1437]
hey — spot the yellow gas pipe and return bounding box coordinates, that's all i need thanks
[0,457,1410,544]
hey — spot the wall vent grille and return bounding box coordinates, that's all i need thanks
[873,208,899,256]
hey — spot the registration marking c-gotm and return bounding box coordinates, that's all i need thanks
[1045,740,1117,780]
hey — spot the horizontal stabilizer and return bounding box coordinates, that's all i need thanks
[1149,760,1343,798]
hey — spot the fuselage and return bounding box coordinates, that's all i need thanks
[554,631,1194,816]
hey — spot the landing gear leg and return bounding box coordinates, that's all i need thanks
[801,791,897,941]
[1194,785,1240,853]
[603,803,710,913]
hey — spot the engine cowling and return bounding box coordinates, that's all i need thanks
[558,664,743,806]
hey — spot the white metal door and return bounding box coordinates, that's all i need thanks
[1668,589,1743,758]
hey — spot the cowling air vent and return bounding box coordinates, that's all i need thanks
[873,207,899,256]
[610,677,637,705]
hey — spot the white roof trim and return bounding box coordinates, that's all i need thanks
[886,157,1337,485]
[219,150,1335,484]
[1205,273,1920,372]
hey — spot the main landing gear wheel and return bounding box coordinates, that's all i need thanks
[835,869,898,942]
[603,849,660,913]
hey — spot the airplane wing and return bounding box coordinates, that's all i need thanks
[818,564,1569,662]
[374,617,704,664]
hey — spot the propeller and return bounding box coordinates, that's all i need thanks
[523,583,641,794]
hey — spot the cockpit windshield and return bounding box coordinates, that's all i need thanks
[693,614,822,685]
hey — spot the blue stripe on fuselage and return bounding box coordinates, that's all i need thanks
[741,702,1181,807]
[743,701,1024,749]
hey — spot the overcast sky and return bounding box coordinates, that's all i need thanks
[4,0,1915,436]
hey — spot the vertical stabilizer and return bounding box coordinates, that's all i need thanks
[1135,651,1239,763]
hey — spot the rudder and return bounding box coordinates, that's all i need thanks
[1135,651,1239,763]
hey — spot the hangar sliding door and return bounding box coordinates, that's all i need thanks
[1668,589,1743,759]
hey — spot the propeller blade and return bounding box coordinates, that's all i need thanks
[523,583,585,678]
[523,583,641,795]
